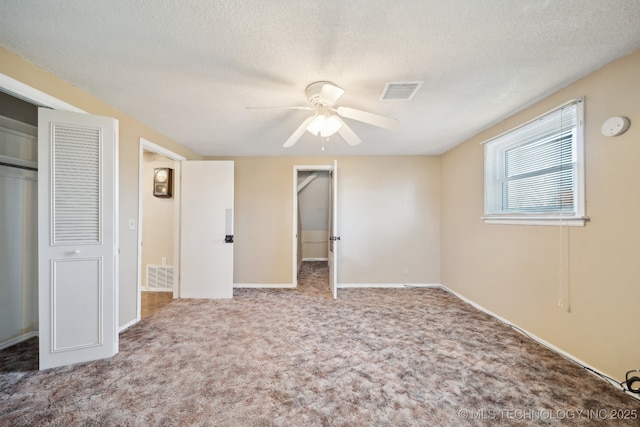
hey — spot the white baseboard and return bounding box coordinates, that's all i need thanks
[118,318,139,333]
[342,282,636,399]
[234,283,295,289]
[339,283,442,289]
[439,284,638,400]
[0,330,38,350]
[403,284,444,288]
[441,284,590,364]
[302,258,328,261]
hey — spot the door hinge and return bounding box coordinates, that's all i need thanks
[330,236,341,241]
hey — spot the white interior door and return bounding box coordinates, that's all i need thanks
[329,160,339,299]
[180,160,234,299]
[38,108,119,370]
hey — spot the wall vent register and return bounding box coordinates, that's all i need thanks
[146,265,174,291]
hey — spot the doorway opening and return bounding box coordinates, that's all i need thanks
[0,90,38,351]
[293,165,333,297]
[137,139,185,321]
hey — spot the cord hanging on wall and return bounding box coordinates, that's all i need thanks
[601,116,630,137]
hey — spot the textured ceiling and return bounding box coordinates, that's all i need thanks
[1,0,640,156]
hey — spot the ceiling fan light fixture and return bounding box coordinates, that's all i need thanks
[275,81,397,148]
[306,114,342,137]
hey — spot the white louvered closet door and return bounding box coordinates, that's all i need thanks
[38,108,119,370]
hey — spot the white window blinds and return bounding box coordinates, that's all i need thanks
[484,99,584,222]
[52,123,102,244]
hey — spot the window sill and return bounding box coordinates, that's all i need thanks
[482,216,589,226]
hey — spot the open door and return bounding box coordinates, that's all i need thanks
[180,161,234,299]
[38,108,119,370]
[329,160,339,299]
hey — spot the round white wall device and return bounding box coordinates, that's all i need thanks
[601,116,630,137]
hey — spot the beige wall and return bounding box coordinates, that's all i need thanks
[441,49,640,381]
[141,152,176,287]
[208,156,441,286]
[0,48,202,327]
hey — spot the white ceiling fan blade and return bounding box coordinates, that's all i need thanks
[245,106,313,110]
[336,117,361,146]
[283,116,315,148]
[319,83,345,106]
[336,106,398,130]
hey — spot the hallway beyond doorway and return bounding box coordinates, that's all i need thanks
[141,292,173,319]
[296,261,331,298]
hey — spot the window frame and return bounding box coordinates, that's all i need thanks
[482,98,587,226]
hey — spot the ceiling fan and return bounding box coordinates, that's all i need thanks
[248,81,398,148]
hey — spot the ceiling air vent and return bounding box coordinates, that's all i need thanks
[379,81,424,101]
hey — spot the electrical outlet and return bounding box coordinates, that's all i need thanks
[128,219,136,230]
[161,257,167,265]
[403,267,409,275]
